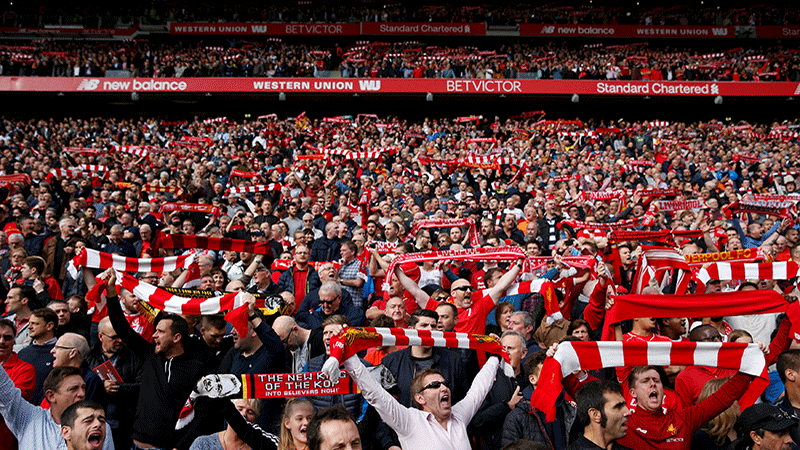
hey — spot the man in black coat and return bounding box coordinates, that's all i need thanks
[84,317,143,450]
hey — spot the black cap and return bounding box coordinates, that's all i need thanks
[739,404,798,434]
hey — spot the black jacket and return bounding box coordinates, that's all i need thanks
[471,368,529,450]
[381,346,468,407]
[107,293,206,449]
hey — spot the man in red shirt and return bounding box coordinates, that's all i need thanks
[618,365,753,450]
[397,257,524,335]
[0,318,36,450]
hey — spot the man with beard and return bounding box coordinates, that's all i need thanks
[60,400,107,450]
[566,380,633,450]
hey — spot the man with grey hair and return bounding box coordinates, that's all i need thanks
[508,311,542,355]
[303,213,323,240]
[136,201,159,230]
[41,217,79,285]
[50,332,105,405]
[471,330,528,449]
[310,222,341,262]
[102,224,136,257]
[298,281,365,329]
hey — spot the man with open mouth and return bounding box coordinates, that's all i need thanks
[343,350,500,450]
[60,399,107,450]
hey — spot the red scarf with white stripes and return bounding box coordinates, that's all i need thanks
[695,261,800,292]
[321,327,513,380]
[225,183,283,196]
[67,248,195,279]
[383,246,526,298]
[532,341,768,421]
[405,218,480,247]
[116,273,273,336]
[157,232,274,257]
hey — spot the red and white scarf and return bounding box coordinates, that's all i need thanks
[405,218,480,247]
[68,248,195,279]
[630,245,692,295]
[142,185,182,195]
[49,168,92,179]
[608,229,702,246]
[159,203,222,217]
[116,273,256,337]
[0,173,30,187]
[321,327,513,380]
[602,290,790,341]
[532,341,768,421]
[366,240,397,255]
[225,183,283,196]
[62,147,104,155]
[695,261,800,292]
[560,215,655,231]
[384,246,526,297]
[158,232,274,257]
[723,199,797,220]
[114,146,149,158]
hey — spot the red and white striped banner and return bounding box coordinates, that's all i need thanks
[630,245,692,295]
[68,248,195,278]
[114,146,149,157]
[158,232,273,256]
[203,117,228,124]
[323,327,513,381]
[224,183,283,196]
[532,341,767,421]
[651,199,708,212]
[49,168,92,179]
[695,261,800,292]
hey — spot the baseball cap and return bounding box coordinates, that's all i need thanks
[738,404,798,435]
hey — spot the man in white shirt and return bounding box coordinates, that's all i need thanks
[343,352,499,450]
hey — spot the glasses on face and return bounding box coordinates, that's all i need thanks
[54,345,75,351]
[435,296,450,302]
[421,380,450,391]
[282,329,293,347]
[319,295,340,306]
[452,286,473,293]
[101,332,121,340]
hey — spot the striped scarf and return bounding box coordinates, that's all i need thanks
[224,183,283,196]
[159,203,222,216]
[531,341,767,421]
[560,215,655,231]
[67,248,195,279]
[157,232,274,256]
[321,327,513,380]
[405,218,481,247]
[695,261,800,292]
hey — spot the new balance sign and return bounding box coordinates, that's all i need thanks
[76,79,99,91]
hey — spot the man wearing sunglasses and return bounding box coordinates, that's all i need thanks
[343,346,501,450]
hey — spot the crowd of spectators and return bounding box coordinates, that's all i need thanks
[2,39,799,82]
[3,2,800,28]
[0,111,800,449]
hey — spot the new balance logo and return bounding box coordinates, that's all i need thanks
[250,25,268,33]
[76,79,99,91]
[541,26,555,34]
[710,84,719,95]
[358,80,381,91]
[636,428,648,434]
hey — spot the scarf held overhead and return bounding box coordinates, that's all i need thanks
[321,327,513,381]
[405,217,481,247]
[531,341,768,421]
[694,261,800,292]
[157,232,275,257]
[67,248,195,278]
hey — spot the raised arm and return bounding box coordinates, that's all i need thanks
[395,265,431,309]
[104,270,152,359]
[486,259,524,304]
[344,355,414,436]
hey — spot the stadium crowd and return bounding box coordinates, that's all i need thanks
[1,112,800,450]
[2,39,799,82]
[3,2,800,28]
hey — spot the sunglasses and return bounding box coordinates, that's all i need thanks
[421,380,450,391]
[319,296,340,305]
[452,286,473,292]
